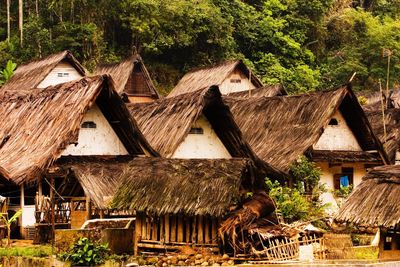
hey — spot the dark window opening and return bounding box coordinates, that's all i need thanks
[230,79,241,84]
[333,167,354,190]
[329,118,339,125]
[189,127,204,134]
[81,121,97,129]
[57,73,63,77]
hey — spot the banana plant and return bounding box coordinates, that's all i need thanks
[0,209,22,247]
[0,60,17,86]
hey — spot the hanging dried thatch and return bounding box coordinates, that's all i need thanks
[70,157,250,216]
[128,85,286,183]
[335,165,400,228]
[227,85,287,98]
[1,50,86,91]
[168,60,263,97]
[224,85,387,174]
[0,75,156,184]
[94,54,159,99]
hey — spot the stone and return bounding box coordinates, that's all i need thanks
[204,255,211,261]
[195,254,203,260]
[221,262,230,266]
[227,260,234,265]
[162,263,168,267]
[195,259,204,265]
[178,261,186,266]
[222,254,229,260]
[147,257,159,265]
[178,254,188,260]
[125,262,139,267]
[201,261,209,266]
[212,263,221,267]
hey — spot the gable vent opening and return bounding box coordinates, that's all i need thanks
[329,118,338,126]
[230,79,242,84]
[189,127,204,134]
[81,121,97,129]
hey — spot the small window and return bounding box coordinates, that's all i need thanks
[333,167,354,190]
[81,121,97,129]
[230,79,241,84]
[189,127,203,134]
[63,73,69,77]
[57,73,63,77]
[329,118,338,125]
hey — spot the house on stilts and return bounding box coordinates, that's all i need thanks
[224,85,389,209]
[336,165,400,259]
[0,75,156,239]
[94,53,160,103]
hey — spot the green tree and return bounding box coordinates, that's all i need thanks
[0,209,22,247]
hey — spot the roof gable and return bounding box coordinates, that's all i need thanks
[1,50,86,91]
[0,75,156,184]
[168,60,263,97]
[224,85,388,173]
[94,54,159,99]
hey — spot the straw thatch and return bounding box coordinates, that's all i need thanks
[94,54,159,99]
[228,85,287,98]
[335,165,400,228]
[224,85,387,173]
[70,157,249,216]
[128,86,286,183]
[0,75,156,184]
[364,107,400,164]
[1,50,86,91]
[168,60,263,97]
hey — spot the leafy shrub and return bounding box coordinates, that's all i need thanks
[59,237,110,266]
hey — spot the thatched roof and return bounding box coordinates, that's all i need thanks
[1,50,86,91]
[109,158,249,216]
[128,86,285,182]
[224,85,388,173]
[228,85,287,98]
[168,60,263,97]
[364,107,400,164]
[336,165,400,228]
[94,54,159,99]
[0,75,156,184]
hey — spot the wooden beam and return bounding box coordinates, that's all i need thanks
[177,216,184,243]
[20,183,25,238]
[185,217,191,243]
[205,217,210,244]
[198,216,204,244]
[165,215,170,243]
[171,215,177,242]
[134,215,142,255]
[85,196,91,221]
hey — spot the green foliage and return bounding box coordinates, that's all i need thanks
[265,178,327,223]
[290,156,322,194]
[0,60,16,86]
[0,245,52,257]
[334,184,353,198]
[59,237,110,266]
[0,209,22,247]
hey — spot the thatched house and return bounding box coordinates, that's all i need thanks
[94,53,160,103]
[1,50,86,91]
[129,86,285,183]
[224,85,388,206]
[335,165,400,259]
[0,75,156,237]
[70,157,269,254]
[168,60,263,97]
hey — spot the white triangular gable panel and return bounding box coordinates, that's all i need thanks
[38,61,83,88]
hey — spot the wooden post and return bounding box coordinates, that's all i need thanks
[198,216,204,244]
[20,183,25,238]
[177,216,184,242]
[141,214,146,241]
[99,210,104,219]
[170,215,177,242]
[85,196,91,221]
[211,219,217,244]
[185,218,191,243]
[192,216,197,244]
[164,214,170,243]
[50,177,55,247]
[205,217,210,244]
[38,179,43,198]
[134,215,142,255]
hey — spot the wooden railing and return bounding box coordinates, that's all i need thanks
[34,195,71,225]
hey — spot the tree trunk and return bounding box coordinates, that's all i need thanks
[35,0,39,17]
[7,224,10,247]
[19,0,23,46]
[7,0,10,43]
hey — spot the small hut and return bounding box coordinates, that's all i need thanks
[1,50,86,90]
[168,60,263,97]
[335,165,400,259]
[224,85,388,206]
[95,54,160,103]
[129,86,285,183]
[0,75,156,238]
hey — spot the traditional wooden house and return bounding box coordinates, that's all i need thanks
[336,165,400,259]
[90,157,265,254]
[94,54,160,103]
[224,85,388,206]
[0,75,156,238]
[129,86,285,183]
[1,50,86,90]
[168,60,263,97]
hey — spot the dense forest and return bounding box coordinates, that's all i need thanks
[0,0,399,94]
